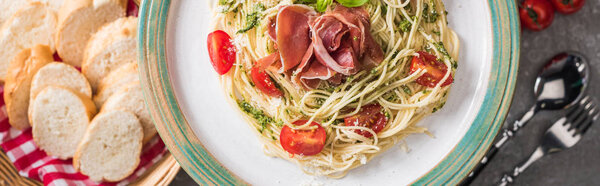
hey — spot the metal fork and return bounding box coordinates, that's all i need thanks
[498,96,600,186]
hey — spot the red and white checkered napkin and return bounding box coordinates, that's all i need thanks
[0,87,167,186]
[0,1,166,185]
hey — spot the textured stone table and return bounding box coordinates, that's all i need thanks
[170,1,600,185]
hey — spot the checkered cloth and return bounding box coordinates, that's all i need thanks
[0,1,168,185]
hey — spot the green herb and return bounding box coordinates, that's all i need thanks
[238,100,275,133]
[272,136,277,141]
[237,4,265,34]
[316,0,333,12]
[422,2,439,23]
[315,98,326,106]
[336,0,369,7]
[422,90,431,94]
[401,85,412,95]
[370,69,378,74]
[384,111,391,119]
[399,19,412,33]
[294,0,317,4]
[333,119,344,125]
[381,6,387,16]
[432,30,440,36]
[432,107,438,113]
[433,42,451,59]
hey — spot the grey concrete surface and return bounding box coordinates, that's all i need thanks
[170,1,600,185]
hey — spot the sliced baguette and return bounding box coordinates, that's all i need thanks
[82,16,138,90]
[29,62,93,123]
[30,62,92,100]
[55,0,127,67]
[101,82,156,143]
[4,45,54,130]
[0,0,28,27]
[74,110,142,182]
[36,0,64,13]
[31,86,97,159]
[0,2,57,81]
[93,62,138,107]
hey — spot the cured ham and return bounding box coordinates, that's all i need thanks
[257,4,384,89]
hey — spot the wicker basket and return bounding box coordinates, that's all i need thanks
[0,151,179,186]
[0,0,180,185]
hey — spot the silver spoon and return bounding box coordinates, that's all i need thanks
[461,52,589,185]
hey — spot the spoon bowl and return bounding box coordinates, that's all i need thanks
[534,52,589,110]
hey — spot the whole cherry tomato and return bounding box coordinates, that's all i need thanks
[550,0,585,14]
[519,0,555,31]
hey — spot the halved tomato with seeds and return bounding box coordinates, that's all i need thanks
[344,104,388,138]
[409,51,453,88]
[280,120,327,156]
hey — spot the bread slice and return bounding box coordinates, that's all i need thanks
[0,2,57,81]
[3,45,54,130]
[31,86,97,159]
[73,110,142,182]
[93,62,138,107]
[55,0,127,67]
[101,82,156,143]
[30,62,92,100]
[36,0,64,13]
[82,16,138,90]
[0,0,28,27]
[29,62,93,122]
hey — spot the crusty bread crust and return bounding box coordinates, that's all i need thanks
[101,81,156,144]
[31,86,97,159]
[94,62,138,108]
[82,16,138,91]
[55,0,127,67]
[73,110,142,182]
[0,2,57,81]
[4,45,54,130]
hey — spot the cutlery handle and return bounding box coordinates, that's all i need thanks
[498,147,545,186]
[460,145,499,185]
[460,105,538,185]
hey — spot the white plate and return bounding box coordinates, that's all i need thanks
[139,0,520,185]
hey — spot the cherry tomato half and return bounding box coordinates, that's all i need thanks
[409,51,453,88]
[250,66,283,97]
[519,0,555,31]
[207,30,236,75]
[550,0,585,14]
[344,104,388,138]
[280,120,327,156]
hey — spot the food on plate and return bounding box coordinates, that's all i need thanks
[74,110,143,182]
[4,45,54,130]
[83,16,138,90]
[550,0,585,14]
[31,86,97,159]
[55,0,126,67]
[519,0,555,31]
[101,82,156,144]
[94,62,139,107]
[0,2,56,81]
[210,0,459,177]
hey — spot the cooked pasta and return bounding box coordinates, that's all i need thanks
[209,0,459,178]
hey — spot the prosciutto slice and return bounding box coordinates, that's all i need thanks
[260,4,384,89]
[275,5,316,72]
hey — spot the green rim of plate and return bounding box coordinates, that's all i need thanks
[137,0,520,185]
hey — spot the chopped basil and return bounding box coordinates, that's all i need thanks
[238,100,275,132]
[401,85,412,95]
[422,2,439,23]
[399,19,412,33]
[237,4,265,34]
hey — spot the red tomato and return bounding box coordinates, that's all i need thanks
[250,67,283,97]
[207,30,236,75]
[280,120,327,156]
[344,104,388,138]
[519,0,555,31]
[550,0,585,14]
[409,51,453,88]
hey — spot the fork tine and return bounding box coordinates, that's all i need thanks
[576,103,599,134]
[566,102,586,126]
